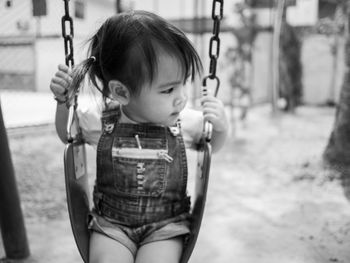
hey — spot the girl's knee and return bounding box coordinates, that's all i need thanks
[89,247,133,263]
[135,237,183,263]
[89,232,134,263]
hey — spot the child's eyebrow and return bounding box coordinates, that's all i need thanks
[158,80,182,89]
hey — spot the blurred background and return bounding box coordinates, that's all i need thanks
[0,0,344,117]
[0,0,345,128]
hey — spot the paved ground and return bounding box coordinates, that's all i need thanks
[1,91,350,263]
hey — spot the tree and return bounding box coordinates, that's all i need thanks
[323,1,350,171]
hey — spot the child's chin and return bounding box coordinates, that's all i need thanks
[169,117,180,126]
[159,120,177,127]
[154,115,179,127]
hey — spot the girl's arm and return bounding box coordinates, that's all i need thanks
[49,64,72,143]
[181,97,228,153]
[55,104,70,143]
[50,64,102,146]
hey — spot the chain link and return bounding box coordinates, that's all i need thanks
[202,0,223,97]
[202,0,224,142]
[61,0,78,142]
[61,0,74,68]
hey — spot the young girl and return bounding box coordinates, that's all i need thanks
[50,10,228,263]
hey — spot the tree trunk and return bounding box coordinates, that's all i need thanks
[323,38,350,170]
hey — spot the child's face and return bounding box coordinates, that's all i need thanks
[124,51,188,126]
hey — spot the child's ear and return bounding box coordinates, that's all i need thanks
[108,80,130,105]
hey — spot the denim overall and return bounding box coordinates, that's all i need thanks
[92,107,191,229]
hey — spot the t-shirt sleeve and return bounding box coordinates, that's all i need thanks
[76,103,102,147]
[180,107,204,149]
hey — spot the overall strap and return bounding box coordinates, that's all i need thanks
[100,105,121,129]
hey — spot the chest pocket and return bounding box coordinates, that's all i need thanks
[112,136,172,197]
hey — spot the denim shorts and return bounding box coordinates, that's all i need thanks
[88,211,190,257]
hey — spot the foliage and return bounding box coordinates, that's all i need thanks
[231,2,258,62]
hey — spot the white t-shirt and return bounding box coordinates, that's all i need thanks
[77,103,205,149]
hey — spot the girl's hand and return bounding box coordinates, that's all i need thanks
[49,64,72,104]
[201,95,228,132]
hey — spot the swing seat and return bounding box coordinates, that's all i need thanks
[64,139,90,263]
[180,140,211,263]
[63,137,211,263]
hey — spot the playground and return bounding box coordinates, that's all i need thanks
[1,0,350,262]
[1,93,350,262]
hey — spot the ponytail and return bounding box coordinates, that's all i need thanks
[67,56,96,102]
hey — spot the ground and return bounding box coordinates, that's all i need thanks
[1,105,350,263]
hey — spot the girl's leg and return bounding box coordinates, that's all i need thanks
[89,232,134,263]
[135,237,183,263]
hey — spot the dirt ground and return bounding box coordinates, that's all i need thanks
[2,105,350,263]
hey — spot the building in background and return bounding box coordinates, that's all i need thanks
[0,0,342,106]
[0,0,115,92]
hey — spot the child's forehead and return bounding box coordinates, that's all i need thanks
[155,53,184,81]
[157,52,182,67]
[140,57,183,91]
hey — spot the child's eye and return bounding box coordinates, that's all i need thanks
[161,87,174,94]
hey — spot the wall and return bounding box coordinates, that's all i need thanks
[302,34,344,105]
[35,0,115,92]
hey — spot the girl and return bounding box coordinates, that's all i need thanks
[50,10,227,263]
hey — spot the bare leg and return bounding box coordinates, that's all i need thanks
[135,237,183,263]
[89,232,134,263]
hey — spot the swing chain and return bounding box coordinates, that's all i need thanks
[208,0,223,83]
[202,0,223,98]
[61,0,74,68]
[202,0,224,142]
[61,0,79,143]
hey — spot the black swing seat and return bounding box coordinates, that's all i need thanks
[180,140,211,263]
[64,139,90,263]
[64,135,211,263]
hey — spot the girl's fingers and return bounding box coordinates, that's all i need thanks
[202,101,220,110]
[203,113,220,126]
[202,101,224,115]
[201,96,224,107]
[50,82,67,96]
[202,107,220,116]
[58,64,72,75]
[55,71,72,85]
[51,74,72,90]
[203,113,227,132]
[50,78,69,93]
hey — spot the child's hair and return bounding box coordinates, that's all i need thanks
[69,10,202,102]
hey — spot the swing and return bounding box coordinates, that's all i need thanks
[61,1,223,262]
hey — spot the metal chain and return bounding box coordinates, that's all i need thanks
[202,0,223,97]
[61,0,74,68]
[202,0,224,142]
[61,0,79,142]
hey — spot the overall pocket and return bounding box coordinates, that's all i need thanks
[112,137,173,197]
